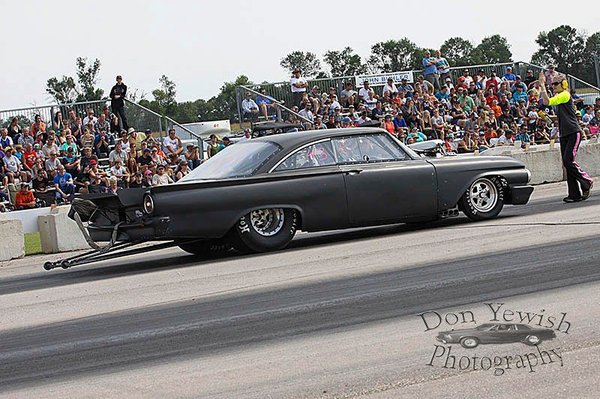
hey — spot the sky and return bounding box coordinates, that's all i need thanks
[0,0,597,110]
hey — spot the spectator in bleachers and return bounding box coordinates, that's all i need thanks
[108,142,128,167]
[152,164,173,186]
[110,75,129,131]
[340,82,357,108]
[184,143,201,169]
[358,81,372,102]
[137,148,155,173]
[52,111,65,134]
[256,88,277,120]
[32,169,52,203]
[241,92,260,122]
[109,159,129,187]
[129,171,149,189]
[423,50,440,91]
[175,160,190,181]
[60,134,78,155]
[62,147,80,177]
[82,109,97,127]
[53,165,75,203]
[398,78,414,98]
[290,69,308,107]
[7,118,22,141]
[382,78,398,100]
[95,113,110,134]
[1,128,14,149]
[95,130,111,158]
[298,101,314,124]
[2,147,26,184]
[42,136,59,158]
[163,128,184,158]
[18,127,34,147]
[45,152,61,177]
[30,115,47,142]
[15,183,38,210]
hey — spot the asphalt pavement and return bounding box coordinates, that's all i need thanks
[1,181,599,398]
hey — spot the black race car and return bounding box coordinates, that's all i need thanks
[436,323,557,348]
[46,128,533,270]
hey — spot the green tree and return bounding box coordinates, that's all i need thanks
[471,35,512,65]
[323,47,366,77]
[367,38,418,73]
[583,32,600,83]
[152,75,177,116]
[410,48,436,71]
[210,75,253,121]
[440,37,475,67]
[531,25,585,76]
[46,76,77,104]
[280,51,322,78]
[46,57,104,104]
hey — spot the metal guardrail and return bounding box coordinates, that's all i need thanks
[0,99,202,148]
[236,86,313,126]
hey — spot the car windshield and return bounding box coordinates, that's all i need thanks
[180,141,281,181]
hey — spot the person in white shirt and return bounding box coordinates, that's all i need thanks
[152,165,173,186]
[329,95,342,111]
[82,109,97,127]
[109,159,130,185]
[162,128,183,157]
[382,78,398,100]
[359,81,372,102]
[241,92,259,122]
[290,69,308,107]
[239,128,253,142]
[298,102,314,124]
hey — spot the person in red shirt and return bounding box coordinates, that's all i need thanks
[485,90,499,107]
[15,183,37,210]
[382,114,395,134]
[484,124,498,141]
[23,143,37,169]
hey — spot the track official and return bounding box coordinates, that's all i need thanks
[539,72,593,202]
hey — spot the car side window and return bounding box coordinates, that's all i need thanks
[332,134,407,165]
[274,141,336,171]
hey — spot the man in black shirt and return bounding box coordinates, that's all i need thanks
[109,75,128,131]
[540,73,593,202]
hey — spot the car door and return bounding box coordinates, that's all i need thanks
[270,139,349,232]
[332,133,437,225]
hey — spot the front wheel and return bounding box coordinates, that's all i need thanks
[231,208,298,253]
[459,177,504,221]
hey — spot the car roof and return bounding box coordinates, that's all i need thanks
[253,127,389,149]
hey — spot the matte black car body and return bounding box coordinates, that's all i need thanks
[72,128,533,246]
[436,323,557,348]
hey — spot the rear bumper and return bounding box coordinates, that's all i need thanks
[508,185,534,205]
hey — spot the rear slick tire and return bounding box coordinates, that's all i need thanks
[232,208,298,253]
[178,239,231,257]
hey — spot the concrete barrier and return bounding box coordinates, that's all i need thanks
[0,219,25,261]
[0,207,52,233]
[482,140,600,185]
[38,206,91,254]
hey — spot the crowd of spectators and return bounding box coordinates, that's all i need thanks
[243,59,600,154]
[0,107,201,212]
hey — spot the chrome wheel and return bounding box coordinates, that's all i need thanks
[250,208,285,237]
[461,338,478,348]
[468,178,498,213]
[526,335,540,345]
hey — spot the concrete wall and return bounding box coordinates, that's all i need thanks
[482,140,600,185]
[0,219,25,261]
[0,207,52,234]
[38,207,91,254]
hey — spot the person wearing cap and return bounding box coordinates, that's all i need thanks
[290,68,308,107]
[129,171,149,189]
[422,50,440,91]
[184,143,201,169]
[62,145,80,178]
[152,164,174,186]
[382,78,398,100]
[523,69,536,88]
[241,92,260,123]
[398,78,414,98]
[2,146,26,184]
[110,75,128,131]
[503,66,516,85]
[137,147,155,171]
[539,72,594,202]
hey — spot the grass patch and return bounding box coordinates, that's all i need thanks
[24,232,42,256]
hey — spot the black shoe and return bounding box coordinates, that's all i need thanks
[582,182,593,201]
[563,196,583,203]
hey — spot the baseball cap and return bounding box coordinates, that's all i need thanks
[143,148,151,153]
[341,117,352,123]
[145,129,151,134]
[127,127,135,134]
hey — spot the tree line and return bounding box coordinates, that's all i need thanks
[45,25,599,124]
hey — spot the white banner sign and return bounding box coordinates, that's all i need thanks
[354,71,414,87]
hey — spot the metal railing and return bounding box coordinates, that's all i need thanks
[0,99,202,147]
[238,61,600,114]
[235,86,314,127]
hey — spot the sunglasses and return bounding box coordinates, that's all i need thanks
[551,82,561,86]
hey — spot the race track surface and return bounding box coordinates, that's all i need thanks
[1,181,599,398]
